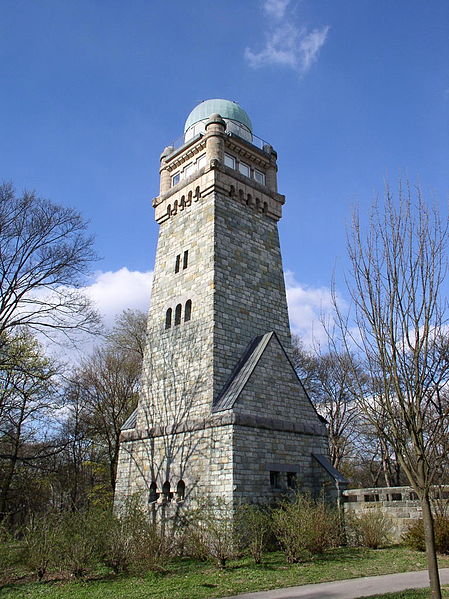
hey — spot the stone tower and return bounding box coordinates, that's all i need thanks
[115,99,344,510]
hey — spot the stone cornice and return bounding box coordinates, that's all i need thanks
[120,410,327,443]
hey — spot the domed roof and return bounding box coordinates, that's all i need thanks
[184,99,253,134]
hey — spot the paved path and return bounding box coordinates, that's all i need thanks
[220,568,449,599]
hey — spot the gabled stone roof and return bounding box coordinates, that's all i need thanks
[212,332,273,413]
[121,408,137,431]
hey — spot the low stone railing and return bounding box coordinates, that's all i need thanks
[343,486,449,542]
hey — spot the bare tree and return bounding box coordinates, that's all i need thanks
[107,309,148,361]
[343,183,449,598]
[63,310,147,495]
[74,345,141,493]
[0,183,99,344]
[292,336,361,472]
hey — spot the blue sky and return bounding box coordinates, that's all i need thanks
[1,0,448,345]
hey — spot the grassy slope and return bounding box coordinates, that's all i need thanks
[2,548,449,599]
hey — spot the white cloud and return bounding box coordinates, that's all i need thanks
[285,271,337,347]
[245,2,329,74]
[38,268,153,362]
[264,0,290,20]
[299,27,330,72]
[83,267,152,328]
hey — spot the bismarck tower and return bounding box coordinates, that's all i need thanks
[115,99,344,509]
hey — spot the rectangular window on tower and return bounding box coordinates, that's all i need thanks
[184,162,195,178]
[175,254,181,273]
[196,154,206,170]
[224,153,235,169]
[254,169,266,185]
[238,161,250,178]
[172,172,181,187]
[183,250,189,270]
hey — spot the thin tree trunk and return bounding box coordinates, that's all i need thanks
[421,492,442,599]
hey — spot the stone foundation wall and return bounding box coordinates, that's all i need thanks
[233,424,335,504]
[115,423,234,512]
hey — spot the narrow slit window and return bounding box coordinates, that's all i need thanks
[175,254,180,273]
[162,481,172,501]
[149,482,159,503]
[184,299,192,322]
[177,480,185,501]
[165,308,172,329]
[183,250,189,269]
[175,304,182,326]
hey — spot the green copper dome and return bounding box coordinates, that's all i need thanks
[184,99,253,134]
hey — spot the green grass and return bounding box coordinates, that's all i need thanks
[2,547,449,599]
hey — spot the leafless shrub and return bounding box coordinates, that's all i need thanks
[235,503,272,564]
[272,493,341,563]
[345,510,393,549]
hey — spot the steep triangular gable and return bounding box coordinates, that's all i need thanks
[213,333,273,412]
[213,331,322,424]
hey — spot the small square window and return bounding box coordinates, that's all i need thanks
[172,173,180,186]
[238,162,250,177]
[270,471,281,489]
[196,154,206,170]
[254,169,265,185]
[224,154,235,169]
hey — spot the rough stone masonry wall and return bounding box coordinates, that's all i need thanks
[213,189,292,398]
[343,486,449,541]
[137,184,216,429]
[115,423,234,511]
[233,425,332,505]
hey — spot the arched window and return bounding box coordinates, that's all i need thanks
[162,481,172,502]
[165,308,172,329]
[184,300,192,322]
[187,191,193,205]
[247,194,252,206]
[256,198,261,211]
[263,201,268,214]
[229,185,235,198]
[149,482,159,503]
[194,186,201,201]
[177,480,186,501]
[180,195,185,211]
[167,204,171,216]
[172,200,178,215]
[175,304,182,326]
